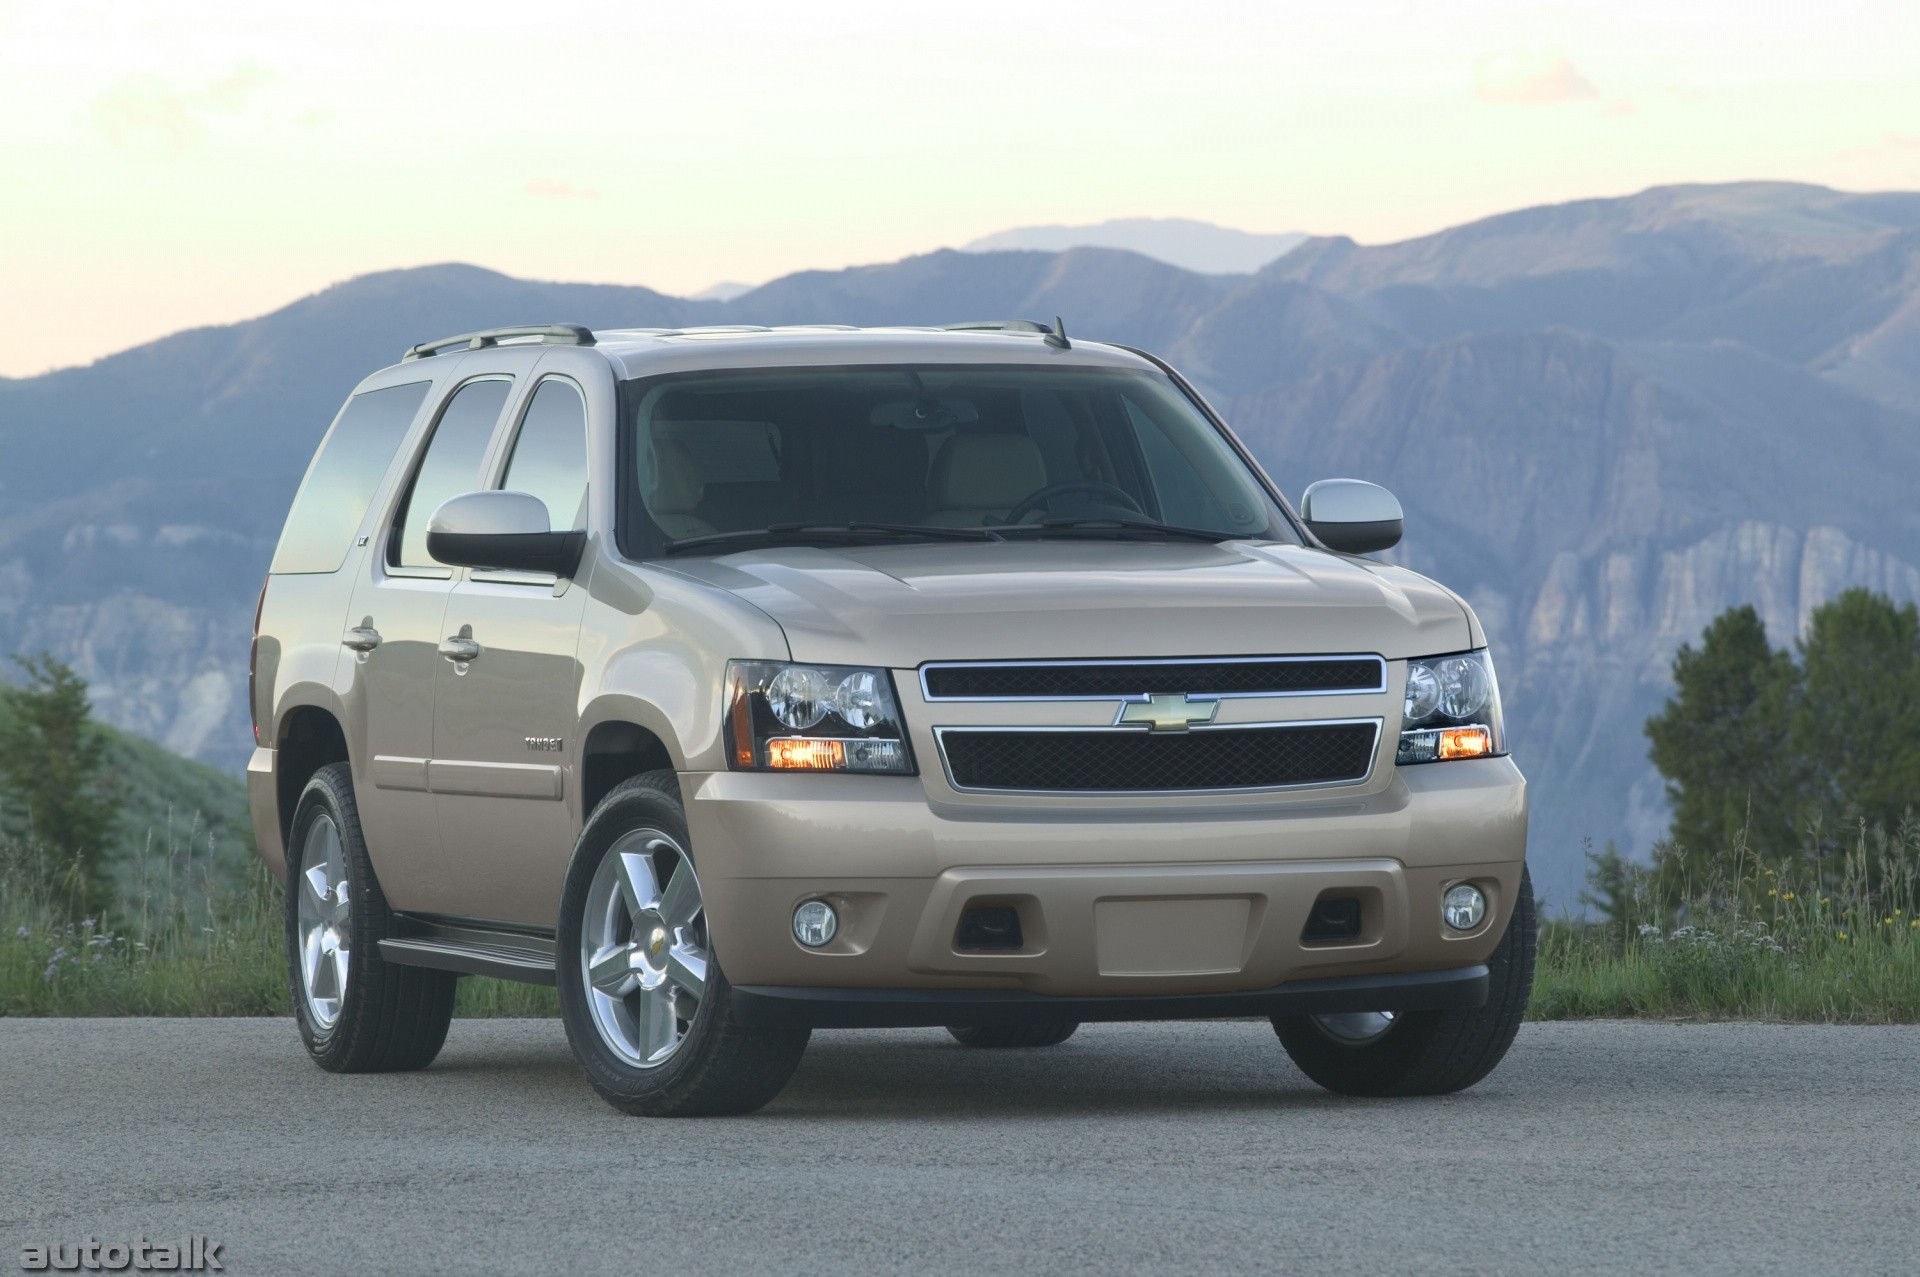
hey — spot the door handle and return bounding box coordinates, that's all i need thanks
[438,633,481,663]
[342,626,382,652]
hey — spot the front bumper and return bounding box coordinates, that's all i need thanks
[686,755,1527,999]
[732,963,1489,1029]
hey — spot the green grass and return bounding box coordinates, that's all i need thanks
[1535,913,1920,1022]
[1534,821,1920,1022]
[1,826,559,1018]
[5,806,1917,1022]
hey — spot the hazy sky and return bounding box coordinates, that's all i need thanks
[3,0,1917,376]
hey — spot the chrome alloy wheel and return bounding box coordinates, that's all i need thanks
[296,813,352,1029]
[1314,1011,1397,1044]
[580,829,710,1069]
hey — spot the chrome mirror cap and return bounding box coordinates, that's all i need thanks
[1300,479,1403,554]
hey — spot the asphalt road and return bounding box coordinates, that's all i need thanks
[2,1018,1916,1276]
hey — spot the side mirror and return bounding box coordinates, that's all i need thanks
[1300,479,1403,554]
[426,491,586,577]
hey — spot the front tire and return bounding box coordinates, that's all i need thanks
[1272,865,1536,1097]
[285,763,457,1072]
[556,772,809,1116]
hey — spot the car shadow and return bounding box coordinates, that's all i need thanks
[417,1019,1493,1120]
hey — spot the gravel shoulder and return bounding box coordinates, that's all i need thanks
[2,1019,1916,1275]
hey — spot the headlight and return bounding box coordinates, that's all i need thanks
[726,660,915,774]
[1398,649,1505,765]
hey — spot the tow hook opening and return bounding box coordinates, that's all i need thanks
[1301,894,1364,946]
[955,904,1025,952]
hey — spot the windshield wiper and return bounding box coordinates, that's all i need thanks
[663,522,1004,554]
[987,517,1238,544]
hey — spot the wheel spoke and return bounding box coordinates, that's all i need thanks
[588,943,639,998]
[665,943,707,1001]
[302,927,324,992]
[636,988,678,1062]
[613,851,658,917]
[655,860,700,931]
[302,865,331,911]
[326,938,350,1001]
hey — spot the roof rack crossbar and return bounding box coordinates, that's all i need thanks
[402,324,596,362]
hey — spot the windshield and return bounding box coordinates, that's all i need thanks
[619,364,1295,557]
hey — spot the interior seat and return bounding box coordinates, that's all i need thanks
[924,433,1047,528]
[647,439,716,540]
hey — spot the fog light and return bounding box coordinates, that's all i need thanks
[793,900,838,948]
[1443,883,1487,931]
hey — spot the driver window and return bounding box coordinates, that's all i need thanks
[391,377,512,569]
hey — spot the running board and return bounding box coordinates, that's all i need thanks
[379,913,558,986]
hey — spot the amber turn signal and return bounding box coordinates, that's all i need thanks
[1435,726,1493,760]
[767,738,847,770]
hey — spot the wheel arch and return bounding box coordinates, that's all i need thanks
[577,698,688,820]
[275,700,350,853]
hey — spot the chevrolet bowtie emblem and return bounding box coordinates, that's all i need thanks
[1116,693,1219,732]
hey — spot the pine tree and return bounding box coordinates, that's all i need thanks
[1644,605,1804,874]
[1793,588,1920,839]
[0,655,119,917]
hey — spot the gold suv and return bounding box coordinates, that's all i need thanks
[249,320,1533,1116]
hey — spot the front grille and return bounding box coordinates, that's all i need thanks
[921,657,1383,700]
[939,722,1379,793]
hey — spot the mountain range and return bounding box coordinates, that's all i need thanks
[4,180,1918,908]
[960,217,1307,275]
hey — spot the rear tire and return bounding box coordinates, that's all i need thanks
[285,763,457,1073]
[946,1019,1079,1048]
[556,772,810,1116]
[1272,865,1536,1097]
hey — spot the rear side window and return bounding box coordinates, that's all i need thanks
[391,378,512,569]
[271,381,430,575]
[500,378,589,531]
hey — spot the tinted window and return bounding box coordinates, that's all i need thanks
[622,366,1288,556]
[272,381,429,575]
[1122,393,1240,529]
[391,378,511,569]
[500,379,588,531]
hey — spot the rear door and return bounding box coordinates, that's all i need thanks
[343,373,515,908]
[428,371,592,923]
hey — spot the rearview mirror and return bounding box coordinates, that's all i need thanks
[1300,479,1403,554]
[426,491,586,577]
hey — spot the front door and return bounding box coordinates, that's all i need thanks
[430,375,592,924]
[344,373,514,910]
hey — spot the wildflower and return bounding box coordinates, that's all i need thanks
[13,926,26,940]
[42,961,58,983]
[1837,931,1849,941]
[81,918,95,929]
[1910,919,1918,930]
[1821,897,1831,906]
[1782,892,1796,902]
[1768,888,1778,898]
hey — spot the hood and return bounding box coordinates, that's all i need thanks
[656,541,1474,668]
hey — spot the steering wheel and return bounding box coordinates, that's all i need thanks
[1003,481,1146,525]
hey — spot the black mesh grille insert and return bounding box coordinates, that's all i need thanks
[922,658,1382,700]
[940,723,1378,792]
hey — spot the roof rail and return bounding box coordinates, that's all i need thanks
[940,320,1053,335]
[942,317,1071,349]
[401,324,596,362]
